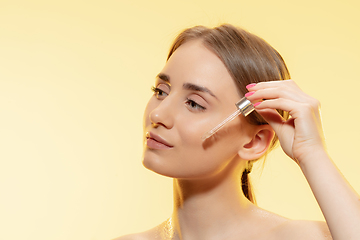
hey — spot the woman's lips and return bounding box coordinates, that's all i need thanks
[146,132,173,149]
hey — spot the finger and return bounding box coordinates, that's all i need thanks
[255,108,284,125]
[255,99,322,139]
[254,98,304,117]
[246,86,309,104]
[255,108,296,158]
[246,79,299,91]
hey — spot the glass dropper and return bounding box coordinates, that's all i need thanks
[201,97,255,141]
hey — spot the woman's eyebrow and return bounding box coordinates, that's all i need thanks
[156,73,170,83]
[183,83,217,99]
[156,73,217,99]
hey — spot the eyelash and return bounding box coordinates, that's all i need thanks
[185,98,206,111]
[151,86,206,112]
[151,86,167,98]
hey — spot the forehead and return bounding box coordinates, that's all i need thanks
[160,40,241,101]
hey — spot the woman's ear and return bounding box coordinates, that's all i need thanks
[237,125,275,160]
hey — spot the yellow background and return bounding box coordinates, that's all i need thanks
[1,0,359,239]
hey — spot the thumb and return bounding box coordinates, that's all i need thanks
[255,108,285,133]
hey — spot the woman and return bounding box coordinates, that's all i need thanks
[117,24,360,239]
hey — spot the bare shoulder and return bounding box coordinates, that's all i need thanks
[112,233,148,240]
[112,226,158,240]
[275,220,332,240]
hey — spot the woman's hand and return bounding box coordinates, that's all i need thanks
[247,80,360,240]
[246,80,326,165]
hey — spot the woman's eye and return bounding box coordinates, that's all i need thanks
[185,99,206,112]
[151,86,168,99]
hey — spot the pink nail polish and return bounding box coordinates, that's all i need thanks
[253,102,262,107]
[245,91,255,97]
[246,83,257,89]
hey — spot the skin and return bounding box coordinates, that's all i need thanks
[115,40,360,240]
[248,82,360,240]
[142,40,272,180]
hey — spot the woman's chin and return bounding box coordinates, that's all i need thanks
[142,157,172,177]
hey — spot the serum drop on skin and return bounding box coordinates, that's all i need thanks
[202,97,255,141]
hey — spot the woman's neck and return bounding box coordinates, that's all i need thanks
[167,162,257,240]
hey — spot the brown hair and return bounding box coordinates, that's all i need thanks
[167,24,290,204]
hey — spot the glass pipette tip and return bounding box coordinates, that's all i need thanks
[201,97,255,141]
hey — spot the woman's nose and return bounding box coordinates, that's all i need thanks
[149,99,174,129]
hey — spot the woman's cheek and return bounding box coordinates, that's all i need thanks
[178,120,206,146]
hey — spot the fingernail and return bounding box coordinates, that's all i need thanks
[253,102,262,107]
[246,83,257,89]
[245,91,255,97]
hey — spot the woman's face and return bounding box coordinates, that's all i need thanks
[143,40,254,179]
